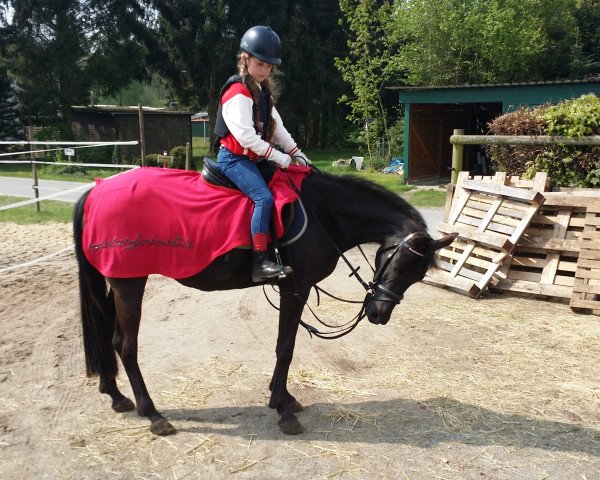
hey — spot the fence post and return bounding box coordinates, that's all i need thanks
[451,128,464,184]
[29,142,40,213]
[138,103,146,166]
[186,142,192,170]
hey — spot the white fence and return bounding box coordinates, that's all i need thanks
[0,140,139,272]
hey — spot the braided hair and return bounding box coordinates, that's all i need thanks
[237,52,279,142]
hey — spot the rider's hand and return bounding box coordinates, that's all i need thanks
[270,149,292,169]
[292,150,312,166]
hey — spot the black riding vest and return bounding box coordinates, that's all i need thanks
[213,75,272,147]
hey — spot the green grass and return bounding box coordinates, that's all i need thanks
[408,189,448,208]
[0,196,74,223]
[192,137,211,158]
[306,149,414,194]
[0,163,128,182]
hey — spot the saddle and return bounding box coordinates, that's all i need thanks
[202,157,236,189]
[201,158,307,246]
[202,157,276,189]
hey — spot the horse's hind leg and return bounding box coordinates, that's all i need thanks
[99,375,135,412]
[98,289,135,413]
[109,278,176,436]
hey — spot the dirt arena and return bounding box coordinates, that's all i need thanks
[1,222,599,479]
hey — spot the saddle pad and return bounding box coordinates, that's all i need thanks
[83,165,311,279]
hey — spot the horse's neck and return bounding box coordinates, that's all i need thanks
[310,175,420,251]
[336,210,407,250]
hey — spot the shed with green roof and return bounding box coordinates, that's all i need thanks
[393,80,600,183]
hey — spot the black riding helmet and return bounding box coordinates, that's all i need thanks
[240,26,282,65]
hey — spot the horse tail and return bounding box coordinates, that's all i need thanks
[73,190,117,378]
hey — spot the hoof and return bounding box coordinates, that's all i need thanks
[279,418,304,435]
[289,400,304,413]
[112,397,135,413]
[150,418,176,436]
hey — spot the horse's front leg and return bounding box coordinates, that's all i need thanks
[269,283,309,435]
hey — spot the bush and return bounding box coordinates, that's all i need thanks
[75,145,113,165]
[487,94,600,187]
[170,145,188,169]
[42,164,89,177]
[143,154,160,167]
[388,116,405,159]
[34,126,63,142]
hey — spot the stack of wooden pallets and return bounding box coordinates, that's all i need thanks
[426,172,600,314]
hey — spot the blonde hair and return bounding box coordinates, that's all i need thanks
[237,52,279,141]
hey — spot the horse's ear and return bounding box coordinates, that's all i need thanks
[432,233,458,251]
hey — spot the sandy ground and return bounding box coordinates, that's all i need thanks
[0,222,599,479]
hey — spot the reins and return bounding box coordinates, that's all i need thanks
[262,283,369,339]
[265,167,427,339]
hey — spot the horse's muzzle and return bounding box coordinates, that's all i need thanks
[364,283,403,325]
[364,296,392,325]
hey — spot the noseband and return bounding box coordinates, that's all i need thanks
[367,232,427,306]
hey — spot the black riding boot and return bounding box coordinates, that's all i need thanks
[252,251,292,283]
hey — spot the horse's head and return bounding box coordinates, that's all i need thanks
[364,231,457,325]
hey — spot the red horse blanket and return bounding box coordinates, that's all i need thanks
[83,165,311,279]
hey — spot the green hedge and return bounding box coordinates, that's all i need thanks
[487,94,600,187]
[142,145,194,169]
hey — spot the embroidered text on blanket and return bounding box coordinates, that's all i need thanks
[89,233,194,252]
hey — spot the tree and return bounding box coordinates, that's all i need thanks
[336,0,588,160]
[2,0,90,133]
[273,0,350,149]
[135,0,237,136]
[573,0,600,77]
[84,0,149,98]
[0,0,148,135]
[391,0,549,85]
[532,0,578,80]
[140,0,349,149]
[335,0,397,164]
[0,64,24,143]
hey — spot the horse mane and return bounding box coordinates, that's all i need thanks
[311,171,428,233]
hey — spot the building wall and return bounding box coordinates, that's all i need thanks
[409,105,470,180]
[143,114,192,155]
[398,82,599,111]
[71,112,117,142]
[72,110,192,159]
[407,103,502,181]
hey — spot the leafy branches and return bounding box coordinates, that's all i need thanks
[2,0,149,135]
[488,95,600,187]
[392,0,548,86]
[335,0,397,166]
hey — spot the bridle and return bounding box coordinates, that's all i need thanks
[367,231,427,307]
[265,230,429,339]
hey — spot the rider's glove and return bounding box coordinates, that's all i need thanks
[292,149,311,166]
[269,149,292,169]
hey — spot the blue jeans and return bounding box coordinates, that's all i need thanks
[217,148,274,237]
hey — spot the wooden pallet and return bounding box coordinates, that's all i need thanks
[428,180,544,298]
[570,204,600,312]
[493,195,600,302]
[443,171,549,221]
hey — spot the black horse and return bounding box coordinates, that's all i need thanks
[73,166,456,436]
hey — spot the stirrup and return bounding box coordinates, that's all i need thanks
[252,264,292,283]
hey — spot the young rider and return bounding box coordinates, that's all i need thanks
[214,25,311,283]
